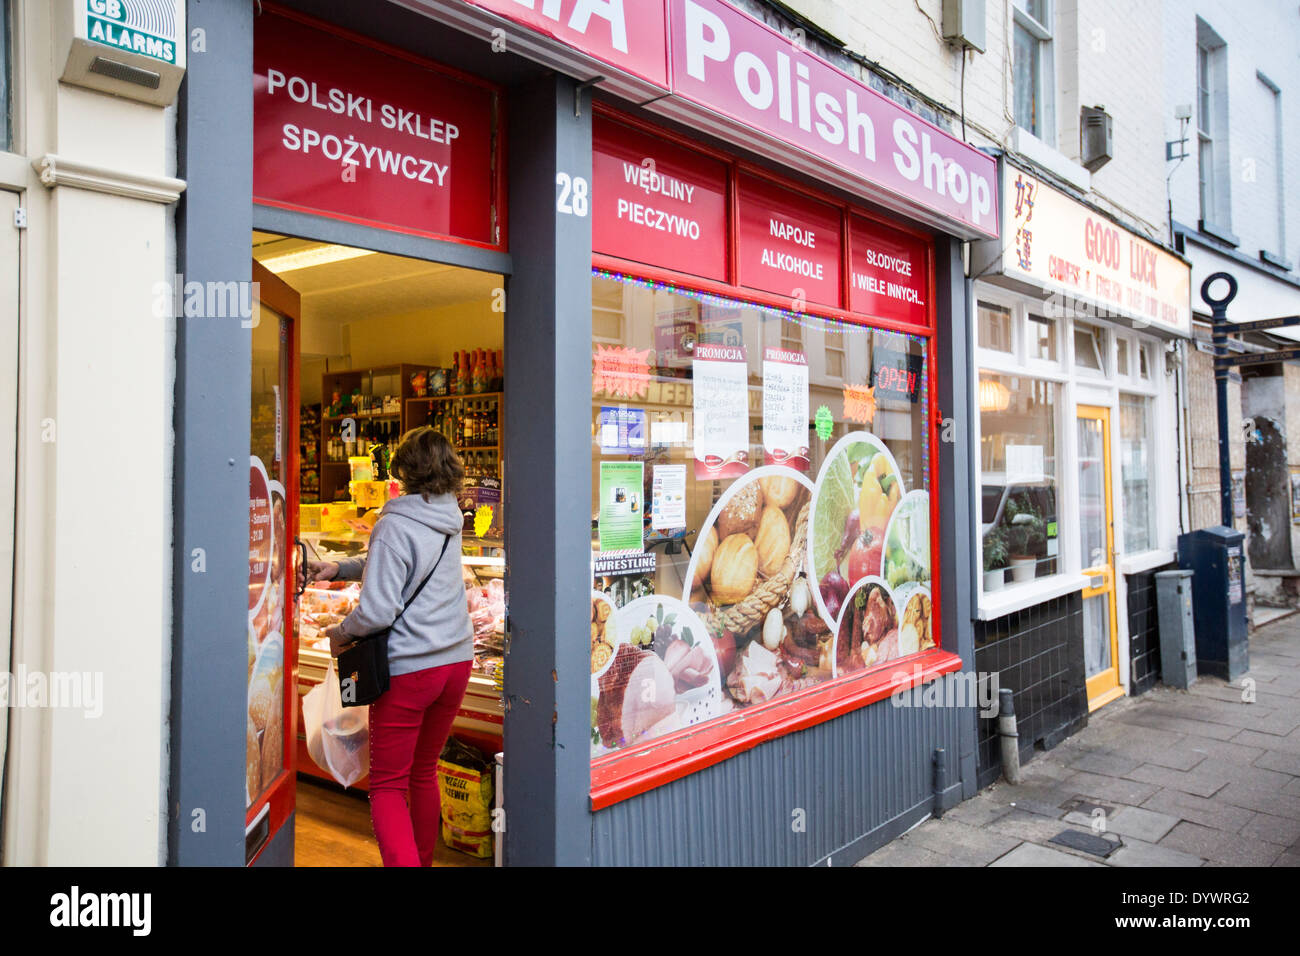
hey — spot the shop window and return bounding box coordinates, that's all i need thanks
[1120,395,1157,553]
[781,317,803,353]
[1115,338,1130,377]
[590,272,934,761]
[1073,322,1106,374]
[1028,313,1057,362]
[1013,0,1055,144]
[1138,343,1152,381]
[593,278,626,343]
[978,301,1013,353]
[824,327,846,378]
[978,373,1060,591]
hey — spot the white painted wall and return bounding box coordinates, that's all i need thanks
[1,0,175,865]
[784,0,1170,238]
[1164,0,1300,267]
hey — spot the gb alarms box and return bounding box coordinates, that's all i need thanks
[57,0,187,107]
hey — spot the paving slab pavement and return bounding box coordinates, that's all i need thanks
[857,615,1300,867]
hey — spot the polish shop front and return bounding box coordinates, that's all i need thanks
[173,0,997,866]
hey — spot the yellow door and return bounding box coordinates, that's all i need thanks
[1077,406,1122,710]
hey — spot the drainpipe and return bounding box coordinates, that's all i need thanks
[998,688,1021,785]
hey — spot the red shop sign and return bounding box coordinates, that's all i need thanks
[465,0,669,90]
[849,215,929,326]
[593,118,728,282]
[253,10,500,247]
[736,172,841,309]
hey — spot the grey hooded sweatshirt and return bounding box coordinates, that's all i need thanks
[335,492,473,676]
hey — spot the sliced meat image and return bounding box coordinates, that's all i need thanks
[863,587,893,645]
[726,640,784,705]
[596,644,677,748]
[837,583,900,673]
[663,638,713,693]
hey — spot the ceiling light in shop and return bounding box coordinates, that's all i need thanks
[259,244,375,273]
[978,378,1011,412]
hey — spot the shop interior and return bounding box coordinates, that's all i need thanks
[251,232,506,867]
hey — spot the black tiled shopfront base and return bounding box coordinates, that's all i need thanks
[974,592,1088,789]
[1127,564,1175,696]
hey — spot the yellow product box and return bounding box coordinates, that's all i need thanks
[321,502,356,532]
[351,479,400,510]
[348,456,375,482]
[299,504,325,533]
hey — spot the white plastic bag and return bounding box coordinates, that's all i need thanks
[303,660,370,788]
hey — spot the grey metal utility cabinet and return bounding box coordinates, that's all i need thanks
[1155,569,1197,689]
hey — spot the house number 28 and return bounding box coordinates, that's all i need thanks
[556,173,589,217]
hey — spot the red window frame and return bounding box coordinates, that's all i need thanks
[589,105,961,810]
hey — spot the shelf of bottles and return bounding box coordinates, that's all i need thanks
[318,364,416,502]
[300,403,321,504]
[408,393,502,479]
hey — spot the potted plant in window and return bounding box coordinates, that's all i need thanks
[982,526,1008,592]
[1004,494,1046,584]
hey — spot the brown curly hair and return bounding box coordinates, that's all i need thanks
[390,426,464,499]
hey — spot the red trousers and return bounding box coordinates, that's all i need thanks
[367,660,472,867]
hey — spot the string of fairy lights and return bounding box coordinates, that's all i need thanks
[591,268,932,489]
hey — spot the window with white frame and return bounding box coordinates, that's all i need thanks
[1120,393,1157,554]
[1028,312,1058,362]
[976,293,1065,594]
[1013,0,1055,143]
[1196,20,1230,233]
[1257,72,1285,260]
[780,317,803,353]
[824,326,845,378]
[978,373,1061,590]
[1073,321,1107,375]
[978,301,1014,353]
[592,278,627,344]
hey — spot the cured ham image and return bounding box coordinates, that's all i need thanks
[596,644,677,748]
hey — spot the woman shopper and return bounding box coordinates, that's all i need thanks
[317,427,473,867]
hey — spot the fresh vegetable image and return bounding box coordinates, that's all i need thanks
[846,526,885,586]
[856,453,901,530]
[809,433,905,629]
[882,491,931,589]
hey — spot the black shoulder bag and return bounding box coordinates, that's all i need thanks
[337,531,452,708]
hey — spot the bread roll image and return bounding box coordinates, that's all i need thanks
[246,719,261,802]
[248,674,273,732]
[260,715,283,790]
